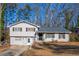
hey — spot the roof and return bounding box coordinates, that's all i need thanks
[7,20,40,28]
[37,27,71,33]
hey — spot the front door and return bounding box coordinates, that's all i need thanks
[26,38,31,45]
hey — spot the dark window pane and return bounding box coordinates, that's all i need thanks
[28,38,30,43]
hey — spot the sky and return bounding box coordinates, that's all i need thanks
[4,3,79,27]
[16,3,64,21]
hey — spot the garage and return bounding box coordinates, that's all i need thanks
[10,37,33,45]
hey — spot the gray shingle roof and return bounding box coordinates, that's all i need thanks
[37,27,71,33]
[8,20,40,28]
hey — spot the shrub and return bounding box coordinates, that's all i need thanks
[70,33,79,41]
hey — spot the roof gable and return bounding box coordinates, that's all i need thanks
[8,20,40,28]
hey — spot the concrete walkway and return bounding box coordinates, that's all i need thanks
[0,45,29,56]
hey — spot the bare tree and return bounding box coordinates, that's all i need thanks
[17,4,32,22]
[43,4,51,27]
[34,4,41,26]
[0,4,6,44]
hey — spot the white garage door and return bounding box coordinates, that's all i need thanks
[10,37,33,45]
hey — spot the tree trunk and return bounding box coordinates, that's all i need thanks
[0,4,3,44]
[0,4,6,44]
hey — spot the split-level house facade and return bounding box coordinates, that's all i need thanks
[8,20,71,46]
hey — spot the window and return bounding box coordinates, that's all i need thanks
[46,34,55,38]
[59,34,65,39]
[52,34,55,38]
[26,28,35,31]
[13,27,22,32]
[28,38,30,43]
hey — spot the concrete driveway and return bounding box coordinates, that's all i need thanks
[0,45,29,56]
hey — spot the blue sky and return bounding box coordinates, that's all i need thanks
[17,3,63,21]
[4,3,78,27]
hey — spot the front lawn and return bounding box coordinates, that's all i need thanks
[21,42,79,56]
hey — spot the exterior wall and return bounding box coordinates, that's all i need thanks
[10,23,38,45]
[43,34,53,41]
[43,33,69,42]
[64,34,69,42]
[54,34,59,40]
[55,34,69,42]
[10,23,38,37]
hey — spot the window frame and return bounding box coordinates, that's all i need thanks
[45,34,55,38]
[26,28,35,32]
[59,34,65,39]
[12,27,22,32]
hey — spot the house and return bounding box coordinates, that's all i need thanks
[8,20,71,46]
[8,20,39,45]
[36,27,71,42]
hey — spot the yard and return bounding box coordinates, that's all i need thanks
[0,44,10,53]
[1,42,79,56]
[21,42,79,56]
